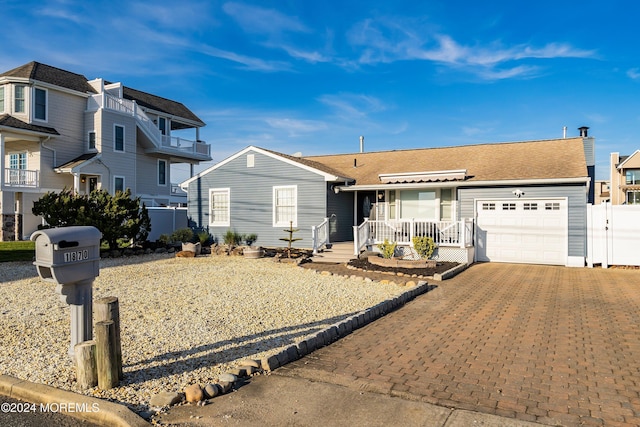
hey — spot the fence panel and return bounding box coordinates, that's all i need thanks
[147,207,188,242]
[587,203,640,267]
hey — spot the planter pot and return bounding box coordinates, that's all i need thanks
[182,242,202,256]
[243,247,264,259]
[368,255,436,269]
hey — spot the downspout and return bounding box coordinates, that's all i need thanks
[41,136,56,168]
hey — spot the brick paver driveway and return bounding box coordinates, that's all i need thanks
[281,263,640,426]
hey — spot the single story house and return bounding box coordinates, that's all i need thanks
[182,131,594,267]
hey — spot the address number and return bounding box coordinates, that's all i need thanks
[64,250,89,263]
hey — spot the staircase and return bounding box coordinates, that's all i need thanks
[312,241,356,264]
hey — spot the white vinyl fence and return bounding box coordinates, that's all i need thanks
[147,207,188,242]
[587,202,640,268]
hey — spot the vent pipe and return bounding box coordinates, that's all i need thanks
[578,126,589,137]
[359,135,364,153]
[562,126,567,139]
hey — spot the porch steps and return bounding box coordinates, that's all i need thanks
[312,241,355,264]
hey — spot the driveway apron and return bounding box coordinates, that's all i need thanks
[280,263,640,426]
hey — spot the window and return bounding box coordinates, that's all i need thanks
[400,190,435,218]
[34,88,47,121]
[482,203,496,210]
[626,191,640,205]
[114,176,125,193]
[625,169,640,185]
[209,188,230,226]
[0,86,4,112]
[8,152,27,185]
[88,131,96,150]
[114,125,124,152]
[14,85,25,113]
[502,203,516,211]
[158,117,167,135]
[158,160,167,186]
[545,202,560,211]
[273,185,297,226]
[247,154,255,168]
[524,203,538,210]
[440,188,452,220]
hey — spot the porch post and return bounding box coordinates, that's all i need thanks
[353,225,359,256]
[311,225,318,255]
[0,133,4,188]
[410,218,415,245]
[73,174,81,194]
[459,219,465,248]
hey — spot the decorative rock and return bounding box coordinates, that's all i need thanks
[203,383,220,399]
[219,373,237,383]
[244,366,258,376]
[239,359,261,369]
[406,281,416,287]
[219,381,233,393]
[229,367,247,377]
[149,391,182,407]
[184,384,203,402]
[320,271,332,276]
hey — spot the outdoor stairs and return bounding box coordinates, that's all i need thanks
[312,241,356,264]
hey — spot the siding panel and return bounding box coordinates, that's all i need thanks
[187,150,327,248]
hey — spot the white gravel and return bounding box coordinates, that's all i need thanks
[0,254,407,413]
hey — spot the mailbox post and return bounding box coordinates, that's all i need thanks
[31,226,102,359]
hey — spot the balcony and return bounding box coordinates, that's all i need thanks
[87,93,211,160]
[4,168,38,188]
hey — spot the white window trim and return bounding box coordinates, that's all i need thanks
[33,87,48,122]
[113,175,125,194]
[209,188,231,227]
[157,159,167,186]
[88,130,97,151]
[0,86,5,113]
[14,84,26,114]
[114,124,125,152]
[273,185,297,227]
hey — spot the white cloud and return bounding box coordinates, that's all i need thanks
[318,93,388,119]
[627,68,640,80]
[223,2,308,35]
[265,118,328,136]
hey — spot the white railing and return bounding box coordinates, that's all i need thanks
[88,93,210,158]
[356,219,474,252]
[4,169,38,187]
[311,217,331,254]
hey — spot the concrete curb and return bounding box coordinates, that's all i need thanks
[262,280,432,371]
[433,262,470,281]
[0,374,149,427]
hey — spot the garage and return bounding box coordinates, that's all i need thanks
[475,199,568,265]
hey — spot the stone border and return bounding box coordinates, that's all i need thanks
[433,262,470,281]
[259,280,431,371]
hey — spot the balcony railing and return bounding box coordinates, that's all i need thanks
[354,218,474,255]
[88,93,210,158]
[4,168,38,188]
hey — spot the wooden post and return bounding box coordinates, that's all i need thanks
[75,340,97,390]
[95,296,122,381]
[95,320,118,390]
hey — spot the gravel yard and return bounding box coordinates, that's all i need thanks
[0,254,408,413]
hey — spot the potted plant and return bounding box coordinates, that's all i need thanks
[243,233,263,258]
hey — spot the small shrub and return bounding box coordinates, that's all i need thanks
[244,233,258,246]
[192,227,213,246]
[223,229,243,246]
[158,234,170,245]
[377,239,397,259]
[170,228,194,243]
[412,236,436,259]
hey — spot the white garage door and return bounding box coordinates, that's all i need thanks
[475,199,567,265]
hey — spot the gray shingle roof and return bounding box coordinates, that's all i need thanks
[0,114,59,135]
[0,61,97,94]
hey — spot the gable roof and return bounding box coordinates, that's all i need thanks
[122,86,205,129]
[0,114,59,136]
[0,61,96,94]
[616,150,640,169]
[303,137,589,186]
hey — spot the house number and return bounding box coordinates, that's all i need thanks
[64,250,89,263]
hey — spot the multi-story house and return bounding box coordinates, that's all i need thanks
[0,61,210,240]
[610,151,640,204]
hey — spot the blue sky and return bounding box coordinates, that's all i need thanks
[1,0,638,182]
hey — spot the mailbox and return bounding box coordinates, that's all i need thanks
[31,226,101,284]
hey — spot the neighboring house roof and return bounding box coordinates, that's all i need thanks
[616,150,640,169]
[55,153,98,171]
[0,114,60,136]
[303,137,589,187]
[0,61,96,94]
[261,148,353,182]
[122,86,205,129]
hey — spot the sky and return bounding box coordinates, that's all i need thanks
[1,0,638,183]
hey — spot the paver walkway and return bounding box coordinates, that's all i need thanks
[280,263,640,426]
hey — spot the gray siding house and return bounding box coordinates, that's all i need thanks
[0,61,211,240]
[183,132,595,267]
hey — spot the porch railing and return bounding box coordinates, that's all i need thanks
[4,169,38,188]
[311,217,330,254]
[87,93,210,158]
[354,218,473,255]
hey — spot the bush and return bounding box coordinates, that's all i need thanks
[170,228,194,243]
[412,236,436,259]
[243,233,258,246]
[223,229,243,246]
[158,234,170,246]
[377,239,397,259]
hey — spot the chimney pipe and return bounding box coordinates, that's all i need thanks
[359,135,364,153]
[578,126,589,137]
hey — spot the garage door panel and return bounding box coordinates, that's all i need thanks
[476,199,567,265]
